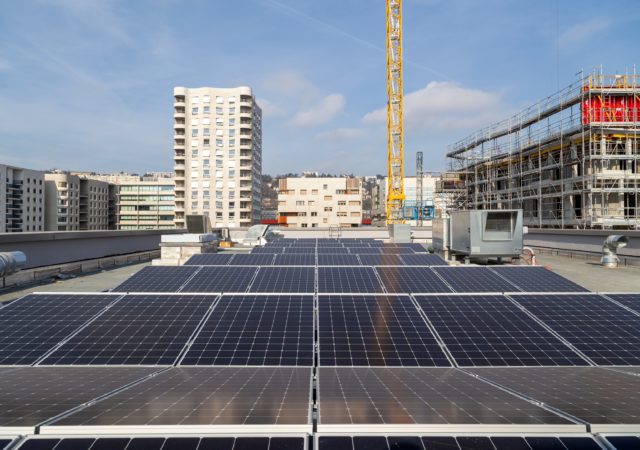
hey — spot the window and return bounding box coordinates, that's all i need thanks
[300,189,307,195]
[338,201,346,206]
[324,207,332,212]
[323,184,328,190]
[191,129,198,137]
[301,223,308,228]
[228,170,235,178]
[216,160,223,168]
[229,202,235,209]
[216,191,223,199]
[216,139,223,147]
[229,129,236,137]
[216,106,223,114]
[216,118,224,126]
[308,200,315,206]
[312,223,318,228]
[191,107,198,115]
[216,129,224,136]
[216,96,224,104]
[191,96,199,104]
[228,191,235,199]
[228,96,236,103]
[324,195,332,201]
[311,211,318,216]
[191,150,199,158]
[229,149,236,158]
[297,212,307,217]
[203,95,211,103]
[216,212,223,219]
[312,189,318,195]
[229,140,235,147]
[229,118,236,126]
[215,201,223,209]
[296,200,305,206]
[203,128,210,136]
[229,107,235,115]
[203,106,210,114]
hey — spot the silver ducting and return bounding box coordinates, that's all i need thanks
[601,235,629,268]
[0,251,27,277]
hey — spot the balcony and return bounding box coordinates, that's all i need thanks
[174,96,185,107]
[174,164,185,171]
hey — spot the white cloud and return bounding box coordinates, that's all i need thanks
[559,17,612,47]
[316,127,365,141]
[257,98,285,118]
[290,93,345,127]
[362,81,505,132]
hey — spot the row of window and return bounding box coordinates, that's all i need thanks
[120,205,174,211]
[119,215,174,221]
[191,148,244,158]
[119,185,173,192]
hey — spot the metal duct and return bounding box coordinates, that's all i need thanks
[601,235,629,268]
[0,251,27,277]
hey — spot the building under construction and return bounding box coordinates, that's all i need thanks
[447,68,640,229]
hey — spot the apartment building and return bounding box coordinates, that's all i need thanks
[0,164,45,233]
[44,173,109,231]
[117,176,175,230]
[278,177,363,228]
[173,86,262,229]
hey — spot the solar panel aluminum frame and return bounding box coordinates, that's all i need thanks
[315,368,583,434]
[41,369,315,436]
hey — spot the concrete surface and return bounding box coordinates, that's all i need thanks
[535,253,640,292]
[0,262,149,303]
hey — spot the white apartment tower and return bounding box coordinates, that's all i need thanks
[173,86,262,228]
[0,164,45,233]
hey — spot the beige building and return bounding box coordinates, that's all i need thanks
[173,86,262,229]
[44,173,109,231]
[278,177,363,228]
[117,176,175,230]
[0,164,45,233]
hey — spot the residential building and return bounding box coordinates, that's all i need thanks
[0,164,45,233]
[173,86,262,229]
[382,175,436,225]
[44,173,109,231]
[277,177,363,228]
[116,177,175,230]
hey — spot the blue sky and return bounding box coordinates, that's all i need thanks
[1,0,638,176]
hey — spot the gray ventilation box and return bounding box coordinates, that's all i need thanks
[447,210,523,258]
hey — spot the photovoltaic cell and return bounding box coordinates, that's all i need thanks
[273,254,316,266]
[251,246,284,254]
[50,367,311,427]
[607,293,640,315]
[317,267,383,293]
[400,254,447,266]
[490,266,588,292]
[317,435,601,450]
[41,295,217,365]
[0,367,157,428]
[248,267,315,293]
[0,294,117,365]
[180,294,314,366]
[469,367,640,430]
[357,254,403,266]
[317,254,361,266]
[16,437,306,450]
[317,367,571,427]
[112,266,199,292]
[432,267,519,293]
[282,247,316,254]
[511,294,640,365]
[318,295,451,366]
[376,267,453,293]
[348,248,383,255]
[316,247,350,254]
[184,253,236,265]
[181,266,257,293]
[414,294,589,366]
[228,254,275,266]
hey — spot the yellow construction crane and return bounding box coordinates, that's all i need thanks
[386,0,406,224]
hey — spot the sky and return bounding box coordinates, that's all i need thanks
[0,0,638,176]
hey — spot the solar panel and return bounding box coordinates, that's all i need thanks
[607,293,640,315]
[348,247,382,254]
[251,246,284,254]
[395,243,428,251]
[0,367,157,429]
[432,267,519,293]
[112,266,199,292]
[0,440,13,450]
[184,253,236,265]
[379,247,415,255]
[604,435,640,450]
[511,293,640,365]
[40,294,216,365]
[180,294,314,366]
[490,266,588,292]
[48,367,312,429]
[181,266,258,293]
[318,295,451,366]
[316,435,601,450]
[317,254,361,266]
[316,247,350,254]
[249,267,315,293]
[317,267,384,293]
[357,254,403,266]
[400,254,447,266]
[376,267,453,293]
[317,367,573,429]
[273,254,316,266]
[469,367,640,432]
[0,294,118,365]
[414,294,590,366]
[16,437,306,450]
[282,246,316,254]
[228,254,275,265]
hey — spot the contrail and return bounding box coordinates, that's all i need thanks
[262,0,450,80]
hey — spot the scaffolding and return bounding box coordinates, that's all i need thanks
[447,67,640,229]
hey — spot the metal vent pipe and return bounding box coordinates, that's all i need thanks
[0,251,27,277]
[601,235,629,268]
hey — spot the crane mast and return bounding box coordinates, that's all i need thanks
[386,0,406,224]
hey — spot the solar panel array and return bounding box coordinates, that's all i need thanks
[2,237,638,446]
